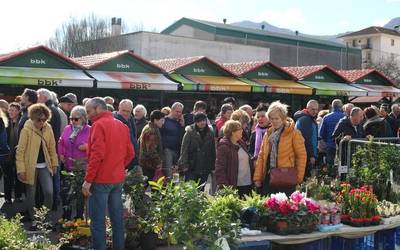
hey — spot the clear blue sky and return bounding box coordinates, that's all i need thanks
[1,0,399,53]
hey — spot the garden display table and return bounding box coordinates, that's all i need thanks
[159,223,400,250]
[232,218,400,250]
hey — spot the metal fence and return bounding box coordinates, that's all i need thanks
[337,137,400,176]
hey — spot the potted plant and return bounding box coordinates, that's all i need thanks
[264,191,320,235]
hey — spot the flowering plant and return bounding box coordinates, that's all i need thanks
[264,191,320,222]
[349,186,378,219]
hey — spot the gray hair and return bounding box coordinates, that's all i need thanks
[392,103,399,112]
[119,99,133,109]
[239,104,253,111]
[343,103,354,112]
[37,88,52,102]
[133,104,147,117]
[103,96,114,104]
[171,102,184,110]
[86,97,107,110]
[350,107,363,117]
[50,91,58,104]
[331,99,343,110]
[306,100,318,108]
[71,105,88,123]
[82,98,91,105]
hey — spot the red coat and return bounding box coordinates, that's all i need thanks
[85,112,134,183]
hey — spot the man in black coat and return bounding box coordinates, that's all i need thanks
[333,107,365,143]
[387,104,400,136]
[332,107,365,166]
[18,89,38,139]
[113,99,138,171]
[37,88,62,144]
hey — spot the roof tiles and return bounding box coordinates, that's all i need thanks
[282,65,327,79]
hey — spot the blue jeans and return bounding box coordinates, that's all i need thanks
[89,183,124,250]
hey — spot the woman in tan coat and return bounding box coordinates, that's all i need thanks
[254,101,307,195]
[16,103,58,226]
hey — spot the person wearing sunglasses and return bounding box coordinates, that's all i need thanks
[16,103,58,230]
[58,105,91,220]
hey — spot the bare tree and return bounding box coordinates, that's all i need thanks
[47,14,127,57]
[369,56,400,86]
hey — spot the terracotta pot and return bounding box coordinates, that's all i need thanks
[275,220,289,235]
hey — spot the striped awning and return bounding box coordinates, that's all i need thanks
[299,81,367,96]
[168,73,198,91]
[352,84,400,97]
[0,66,93,87]
[87,71,178,90]
[252,79,313,95]
[185,75,252,92]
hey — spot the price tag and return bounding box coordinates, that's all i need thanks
[338,165,348,174]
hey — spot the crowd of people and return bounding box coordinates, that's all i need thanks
[0,88,400,249]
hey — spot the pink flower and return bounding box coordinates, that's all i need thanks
[290,191,305,203]
[305,198,320,214]
[289,203,299,212]
[265,197,278,210]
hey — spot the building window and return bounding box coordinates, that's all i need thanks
[366,52,371,60]
[367,38,371,47]
[391,39,395,46]
[352,39,356,47]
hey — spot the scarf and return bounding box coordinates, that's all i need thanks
[254,124,267,157]
[69,125,83,142]
[268,126,284,170]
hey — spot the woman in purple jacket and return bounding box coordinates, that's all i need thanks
[58,105,90,220]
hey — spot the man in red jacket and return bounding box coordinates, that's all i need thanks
[82,97,134,250]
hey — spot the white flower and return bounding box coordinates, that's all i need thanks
[271,192,288,203]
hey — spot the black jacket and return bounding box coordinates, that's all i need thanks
[113,112,139,168]
[45,100,61,144]
[178,124,216,175]
[332,117,365,145]
[364,116,392,138]
[387,113,400,136]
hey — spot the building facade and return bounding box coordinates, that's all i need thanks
[79,17,361,69]
[162,18,361,69]
[340,26,400,69]
[78,31,270,63]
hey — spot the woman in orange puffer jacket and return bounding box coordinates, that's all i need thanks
[254,101,307,195]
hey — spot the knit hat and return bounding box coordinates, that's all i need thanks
[194,112,207,123]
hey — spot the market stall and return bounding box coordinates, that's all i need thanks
[283,65,367,97]
[337,69,400,98]
[152,56,254,93]
[74,50,178,91]
[0,46,94,100]
[223,61,313,95]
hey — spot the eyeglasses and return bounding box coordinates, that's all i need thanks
[70,117,80,122]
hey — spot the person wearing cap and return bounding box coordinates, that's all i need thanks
[59,93,77,118]
[178,112,216,187]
